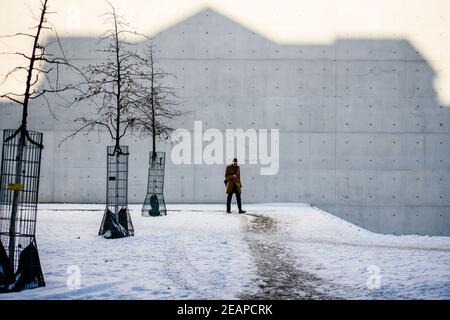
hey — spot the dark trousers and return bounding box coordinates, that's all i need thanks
[226,184,242,211]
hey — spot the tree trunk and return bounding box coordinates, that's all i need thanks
[8,0,48,271]
[8,130,26,270]
[152,101,156,162]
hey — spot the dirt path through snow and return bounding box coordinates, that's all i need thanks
[240,213,337,299]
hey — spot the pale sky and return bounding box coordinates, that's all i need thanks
[1,0,449,104]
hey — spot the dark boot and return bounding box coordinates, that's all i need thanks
[236,192,245,213]
[226,192,232,213]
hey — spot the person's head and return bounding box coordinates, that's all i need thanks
[232,158,238,166]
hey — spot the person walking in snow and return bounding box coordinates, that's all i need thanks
[224,158,246,214]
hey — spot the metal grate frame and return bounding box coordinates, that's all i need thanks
[0,129,43,275]
[142,152,167,217]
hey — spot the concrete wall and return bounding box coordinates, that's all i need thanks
[0,9,449,236]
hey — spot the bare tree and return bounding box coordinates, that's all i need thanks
[65,2,150,154]
[64,4,182,158]
[0,0,80,276]
[62,1,182,232]
[138,44,182,217]
[139,44,182,161]
[1,0,78,135]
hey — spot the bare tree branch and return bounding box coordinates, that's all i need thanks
[0,0,86,134]
[63,2,182,158]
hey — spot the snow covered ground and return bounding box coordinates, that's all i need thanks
[258,204,450,299]
[0,203,449,300]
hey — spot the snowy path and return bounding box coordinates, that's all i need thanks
[0,203,449,300]
[240,214,334,299]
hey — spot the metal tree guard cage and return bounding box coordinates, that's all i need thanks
[0,129,45,292]
[98,145,134,238]
[142,152,167,217]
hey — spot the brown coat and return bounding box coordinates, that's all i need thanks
[225,164,242,194]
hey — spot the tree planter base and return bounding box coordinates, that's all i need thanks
[98,208,133,239]
[0,239,45,293]
[142,152,167,217]
[0,239,13,291]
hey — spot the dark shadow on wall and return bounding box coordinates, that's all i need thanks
[0,8,449,236]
